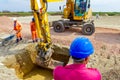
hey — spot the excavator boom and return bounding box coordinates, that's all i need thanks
[30,0,69,69]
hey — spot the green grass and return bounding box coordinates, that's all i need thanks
[48,12,63,15]
[93,12,120,16]
[0,12,120,17]
[0,12,62,16]
[48,12,120,16]
[0,12,32,16]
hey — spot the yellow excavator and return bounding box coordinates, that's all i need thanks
[30,0,94,69]
[52,0,95,35]
[30,0,69,69]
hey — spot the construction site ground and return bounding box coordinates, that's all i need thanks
[0,15,120,80]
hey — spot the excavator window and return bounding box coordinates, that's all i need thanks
[74,0,87,16]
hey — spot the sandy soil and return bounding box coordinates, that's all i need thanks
[0,16,120,80]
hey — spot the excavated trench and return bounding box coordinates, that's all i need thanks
[0,40,70,80]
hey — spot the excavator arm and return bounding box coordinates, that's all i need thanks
[31,0,51,43]
[30,0,69,69]
[30,0,52,67]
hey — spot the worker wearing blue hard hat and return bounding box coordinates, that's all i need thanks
[70,37,94,59]
[30,17,38,43]
[53,37,101,80]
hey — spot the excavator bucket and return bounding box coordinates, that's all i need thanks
[35,44,70,69]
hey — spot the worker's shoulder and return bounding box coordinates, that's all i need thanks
[53,66,64,76]
[87,68,100,73]
[30,21,35,25]
[85,68,101,79]
[17,21,22,25]
[54,66,66,73]
[30,21,33,23]
[54,66,64,71]
[71,68,101,80]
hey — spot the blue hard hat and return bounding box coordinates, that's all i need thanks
[32,18,35,21]
[70,37,94,59]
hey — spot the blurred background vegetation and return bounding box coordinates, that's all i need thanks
[0,11,120,16]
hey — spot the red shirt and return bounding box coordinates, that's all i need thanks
[53,64,101,80]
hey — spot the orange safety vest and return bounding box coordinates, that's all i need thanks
[30,22,36,31]
[14,22,22,31]
[30,21,38,41]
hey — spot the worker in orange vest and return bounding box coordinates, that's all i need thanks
[30,18,38,43]
[13,18,22,43]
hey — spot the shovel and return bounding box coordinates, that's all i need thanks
[2,30,15,46]
[2,34,15,46]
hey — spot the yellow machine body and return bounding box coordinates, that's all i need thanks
[53,0,95,35]
[30,0,70,69]
[63,0,92,20]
